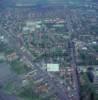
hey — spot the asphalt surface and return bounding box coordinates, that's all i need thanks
[0,90,17,100]
[69,40,80,100]
[66,13,80,100]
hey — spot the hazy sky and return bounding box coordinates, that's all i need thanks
[0,0,94,7]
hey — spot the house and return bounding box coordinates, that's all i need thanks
[6,52,18,61]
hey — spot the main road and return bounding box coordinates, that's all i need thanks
[66,13,80,100]
[69,39,80,100]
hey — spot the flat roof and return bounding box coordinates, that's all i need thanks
[47,64,59,72]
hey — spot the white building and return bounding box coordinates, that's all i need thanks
[47,64,59,72]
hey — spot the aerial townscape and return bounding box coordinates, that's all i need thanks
[0,0,98,100]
